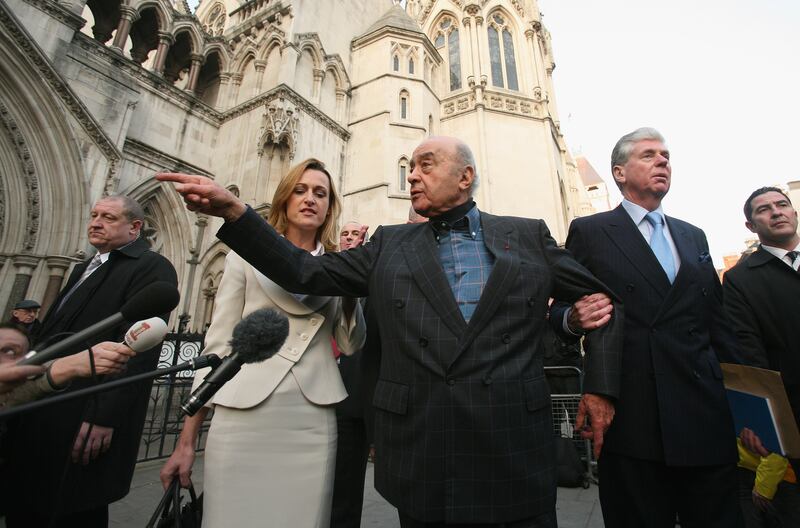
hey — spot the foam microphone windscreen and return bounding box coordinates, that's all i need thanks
[120,281,180,322]
[228,308,290,364]
[123,317,169,352]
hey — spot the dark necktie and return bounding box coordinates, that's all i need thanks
[785,250,799,272]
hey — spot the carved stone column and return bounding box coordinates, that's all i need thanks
[334,88,347,123]
[228,73,243,107]
[253,59,267,95]
[312,68,325,103]
[186,54,205,94]
[153,31,175,76]
[40,256,73,316]
[217,72,232,110]
[3,255,40,320]
[525,27,542,90]
[179,214,208,318]
[110,6,140,54]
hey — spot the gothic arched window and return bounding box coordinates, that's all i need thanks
[393,54,400,72]
[398,157,409,192]
[203,3,226,36]
[399,89,409,119]
[487,13,519,91]
[408,57,415,75]
[433,16,462,91]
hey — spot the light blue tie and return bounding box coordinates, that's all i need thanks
[645,211,676,283]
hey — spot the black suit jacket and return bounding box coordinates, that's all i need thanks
[552,205,739,466]
[723,246,800,466]
[218,207,622,523]
[6,237,177,514]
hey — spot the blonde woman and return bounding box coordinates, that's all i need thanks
[160,159,365,527]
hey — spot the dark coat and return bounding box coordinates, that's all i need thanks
[723,246,800,466]
[552,205,740,466]
[218,207,622,523]
[5,237,177,515]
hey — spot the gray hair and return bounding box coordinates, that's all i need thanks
[99,195,145,223]
[610,127,666,191]
[611,127,666,171]
[454,141,479,196]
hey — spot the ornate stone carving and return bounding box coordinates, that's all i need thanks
[0,100,39,251]
[257,97,300,159]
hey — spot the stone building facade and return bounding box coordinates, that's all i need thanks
[0,0,606,330]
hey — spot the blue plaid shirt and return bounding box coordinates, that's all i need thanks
[431,203,495,323]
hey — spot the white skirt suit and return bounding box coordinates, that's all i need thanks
[193,250,365,528]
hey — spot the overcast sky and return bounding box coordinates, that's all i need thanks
[537,0,799,264]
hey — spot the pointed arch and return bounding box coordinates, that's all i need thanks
[486,7,520,91]
[429,11,462,91]
[203,41,231,72]
[171,22,203,53]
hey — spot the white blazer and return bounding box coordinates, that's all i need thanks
[192,251,365,408]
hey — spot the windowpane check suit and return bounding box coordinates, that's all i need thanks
[217,207,622,524]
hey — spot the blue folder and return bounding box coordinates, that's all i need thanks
[726,388,784,455]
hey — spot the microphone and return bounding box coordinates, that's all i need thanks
[19,281,179,366]
[123,317,169,352]
[181,308,290,416]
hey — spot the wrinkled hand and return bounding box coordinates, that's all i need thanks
[740,427,770,457]
[0,364,45,394]
[72,422,114,465]
[156,173,246,222]
[568,293,614,333]
[575,393,615,458]
[160,443,196,489]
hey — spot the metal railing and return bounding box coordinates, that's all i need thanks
[137,329,213,462]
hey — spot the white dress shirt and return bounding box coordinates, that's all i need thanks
[620,199,682,273]
[761,242,800,271]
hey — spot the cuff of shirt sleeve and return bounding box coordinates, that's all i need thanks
[562,308,585,337]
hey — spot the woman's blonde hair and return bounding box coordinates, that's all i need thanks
[267,158,341,252]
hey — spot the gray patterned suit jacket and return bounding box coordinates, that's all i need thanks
[218,207,621,523]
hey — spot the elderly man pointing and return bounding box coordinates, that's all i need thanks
[159,136,621,527]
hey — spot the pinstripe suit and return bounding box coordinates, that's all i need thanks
[217,206,621,524]
[554,205,741,526]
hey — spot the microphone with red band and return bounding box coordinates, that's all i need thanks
[181,308,290,416]
[18,281,179,366]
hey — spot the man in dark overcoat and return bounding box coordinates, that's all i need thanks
[723,186,800,525]
[4,195,177,527]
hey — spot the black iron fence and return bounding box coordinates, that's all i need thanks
[137,330,213,462]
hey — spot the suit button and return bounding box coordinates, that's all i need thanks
[483,376,493,385]
[688,327,697,335]
[395,299,405,308]
[419,337,428,347]
[651,328,657,334]
[527,297,535,307]
[446,378,455,386]
[702,288,708,296]
[501,333,511,344]
[310,319,319,326]
[626,284,635,292]
[693,370,700,379]
[290,348,298,355]
[301,333,309,341]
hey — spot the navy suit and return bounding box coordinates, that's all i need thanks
[552,205,741,527]
[218,207,622,524]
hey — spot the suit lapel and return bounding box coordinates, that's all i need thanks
[452,214,518,365]
[601,205,671,297]
[402,226,467,338]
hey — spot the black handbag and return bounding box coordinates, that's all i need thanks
[146,478,203,528]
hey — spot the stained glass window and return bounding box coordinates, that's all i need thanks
[487,13,519,91]
[447,28,461,90]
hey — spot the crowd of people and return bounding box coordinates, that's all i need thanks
[0,128,797,528]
